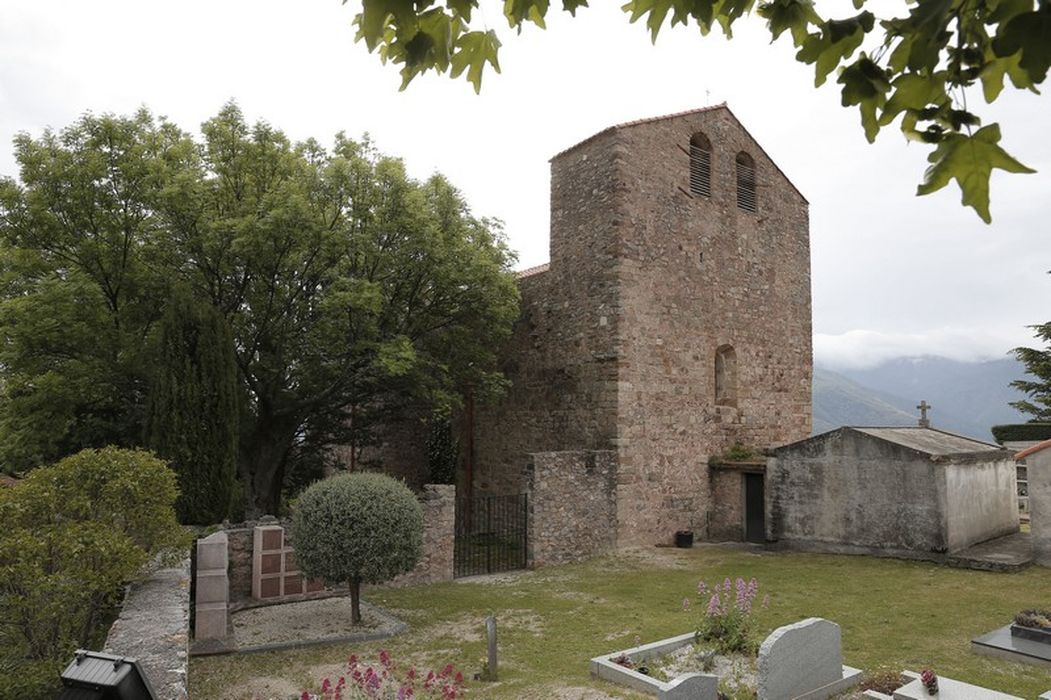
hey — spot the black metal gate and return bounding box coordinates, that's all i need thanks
[454,494,528,577]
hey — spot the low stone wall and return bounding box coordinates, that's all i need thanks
[221,484,456,602]
[526,450,617,567]
[104,555,191,700]
[386,484,456,586]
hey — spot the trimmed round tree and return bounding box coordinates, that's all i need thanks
[291,472,423,623]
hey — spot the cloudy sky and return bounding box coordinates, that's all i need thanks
[2,1,1049,369]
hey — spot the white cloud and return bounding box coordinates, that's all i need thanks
[814,328,1028,370]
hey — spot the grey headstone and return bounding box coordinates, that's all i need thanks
[758,618,842,700]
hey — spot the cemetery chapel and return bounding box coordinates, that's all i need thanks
[349,104,813,548]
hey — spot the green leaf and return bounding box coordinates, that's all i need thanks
[450,29,502,93]
[759,0,822,46]
[917,123,1036,223]
[879,72,947,127]
[837,55,890,142]
[980,49,1038,102]
[796,12,874,86]
[992,4,1051,84]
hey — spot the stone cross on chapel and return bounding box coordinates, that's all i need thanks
[917,400,932,428]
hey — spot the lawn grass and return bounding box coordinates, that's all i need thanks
[189,545,1051,699]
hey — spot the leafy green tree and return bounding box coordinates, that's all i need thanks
[291,472,423,623]
[0,448,187,697]
[427,414,459,484]
[0,111,181,471]
[1012,322,1051,420]
[350,0,1047,222]
[0,105,520,516]
[145,289,239,524]
[169,105,519,514]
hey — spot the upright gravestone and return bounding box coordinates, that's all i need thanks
[758,618,861,700]
[194,531,229,640]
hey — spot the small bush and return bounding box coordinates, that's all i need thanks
[694,577,767,655]
[0,447,187,696]
[292,472,422,623]
[991,423,1051,444]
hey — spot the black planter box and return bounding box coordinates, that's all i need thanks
[1010,623,1051,644]
[674,530,694,548]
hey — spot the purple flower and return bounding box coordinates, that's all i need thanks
[682,597,691,611]
[706,592,721,616]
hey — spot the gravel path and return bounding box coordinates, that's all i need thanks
[231,597,405,651]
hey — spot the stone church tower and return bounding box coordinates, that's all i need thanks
[470,104,812,546]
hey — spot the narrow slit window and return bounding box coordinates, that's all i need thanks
[689,133,712,198]
[736,152,757,213]
[715,344,737,407]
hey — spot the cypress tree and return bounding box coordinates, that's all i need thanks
[145,291,239,524]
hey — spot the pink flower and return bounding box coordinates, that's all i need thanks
[682,597,691,611]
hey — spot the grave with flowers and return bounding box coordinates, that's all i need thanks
[589,576,861,700]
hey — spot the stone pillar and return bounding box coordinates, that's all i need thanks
[194,531,229,640]
[421,484,456,583]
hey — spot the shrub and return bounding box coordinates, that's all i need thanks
[991,423,1051,444]
[300,651,466,700]
[694,576,767,655]
[292,472,422,623]
[0,447,187,695]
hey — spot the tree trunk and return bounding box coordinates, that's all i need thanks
[349,576,362,624]
[240,412,298,517]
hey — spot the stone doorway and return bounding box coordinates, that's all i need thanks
[745,473,765,543]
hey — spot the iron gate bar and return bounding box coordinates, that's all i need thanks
[454,493,528,578]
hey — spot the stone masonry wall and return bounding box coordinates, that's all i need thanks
[474,106,811,548]
[609,107,812,545]
[526,450,618,567]
[104,555,191,700]
[386,484,456,586]
[708,467,744,541]
[223,484,455,601]
[472,131,623,496]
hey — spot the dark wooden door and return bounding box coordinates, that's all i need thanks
[744,473,765,543]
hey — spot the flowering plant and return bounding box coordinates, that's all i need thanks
[920,669,938,695]
[693,576,768,655]
[299,650,466,700]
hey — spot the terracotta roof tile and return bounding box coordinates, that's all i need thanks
[516,263,550,279]
[1015,438,1051,460]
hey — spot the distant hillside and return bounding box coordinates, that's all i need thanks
[813,356,1031,441]
[813,368,917,435]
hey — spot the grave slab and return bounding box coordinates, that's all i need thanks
[972,624,1051,670]
[893,675,1021,700]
